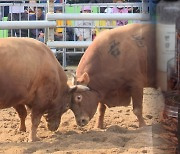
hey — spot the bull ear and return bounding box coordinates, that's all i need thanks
[80,72,90,85]
[71,73,77,85]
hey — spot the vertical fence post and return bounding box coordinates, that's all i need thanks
[47,0,54,41]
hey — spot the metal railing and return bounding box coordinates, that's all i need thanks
[0,0,151,67]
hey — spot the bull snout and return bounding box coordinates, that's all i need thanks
[76,117,90,127]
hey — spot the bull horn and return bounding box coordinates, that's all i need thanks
[69,85,77,93]
[71,73,77,85]
[76,85,90,91]
[69,85,90,93]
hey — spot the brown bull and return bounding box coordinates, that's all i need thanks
[0,37,87,142]
[71,24,156,128]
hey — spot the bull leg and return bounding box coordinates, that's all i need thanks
[13,104,27,132]
[96,102,106,129]
[131,85,146,127]
[28,109,43,142]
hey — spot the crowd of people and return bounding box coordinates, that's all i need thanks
[7,5,46,42]
[0,0,147,42]
[0,0,155,66]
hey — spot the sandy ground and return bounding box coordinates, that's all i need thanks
[0,68,176,154]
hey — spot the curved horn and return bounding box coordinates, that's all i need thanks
[69,85,90,93]
[76,85,90,92]
[71,72,77,85]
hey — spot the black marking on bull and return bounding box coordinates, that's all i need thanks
[109,40,120,57]
[131,35,145,47]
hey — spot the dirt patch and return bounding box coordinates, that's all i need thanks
[0,68,175,154]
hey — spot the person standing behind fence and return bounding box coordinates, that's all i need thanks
[27,0,37,14]
[90,0,113,36]
[112,0,128,26]
[54,7,74,41]
[75,6,95,41]
[89,0,113,13]
[125,0,141,13]
[7,2,28,37]
[29,7,45,42]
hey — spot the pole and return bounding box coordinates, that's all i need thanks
[47,0,54,41]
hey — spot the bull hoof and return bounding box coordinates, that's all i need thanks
[19,127,26,132]
[139,121,146,127]
[95,123,104,129]
[28,136,40,142]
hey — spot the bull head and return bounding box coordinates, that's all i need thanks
[70,72,99,127]
[70,73,100,127]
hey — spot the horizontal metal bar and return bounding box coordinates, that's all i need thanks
[0,3,48,7]
[0,3,148,8]
[47,41,92,48]
[66,52,85,54]
[0,0,25,1]
[64,3,148,7]
[0,0,54,1]
[0,21,56,29]
[47,13,150,21]
[55,51,85,54]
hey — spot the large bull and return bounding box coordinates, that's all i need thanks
[71,24,156,128]
[0,37,86,142]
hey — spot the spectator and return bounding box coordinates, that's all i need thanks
[90,0,113,35]
[112,0,128,26]
[39,0,46,2]
[89,0,112,2]
[29,7,45,42]
[39,0,62,2]
[104,6,114,27]
[67,0,91,4]
[7,2,28,37]
[75,6,95,41]
[89,0,113,13]
[54,0,63,3]
[27,0,37,14]
[125,0,141,13]
[0,1,15,17]
[54,7,74,41]
[125,0,141,2]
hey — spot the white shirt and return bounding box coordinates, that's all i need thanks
[75,20,94,41]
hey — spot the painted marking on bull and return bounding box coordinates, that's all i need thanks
[131,35,145,47]
[108,40,120,57]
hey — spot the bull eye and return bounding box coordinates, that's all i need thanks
[75,95,82,102]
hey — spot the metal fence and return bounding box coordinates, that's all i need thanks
[0,0,152,67]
